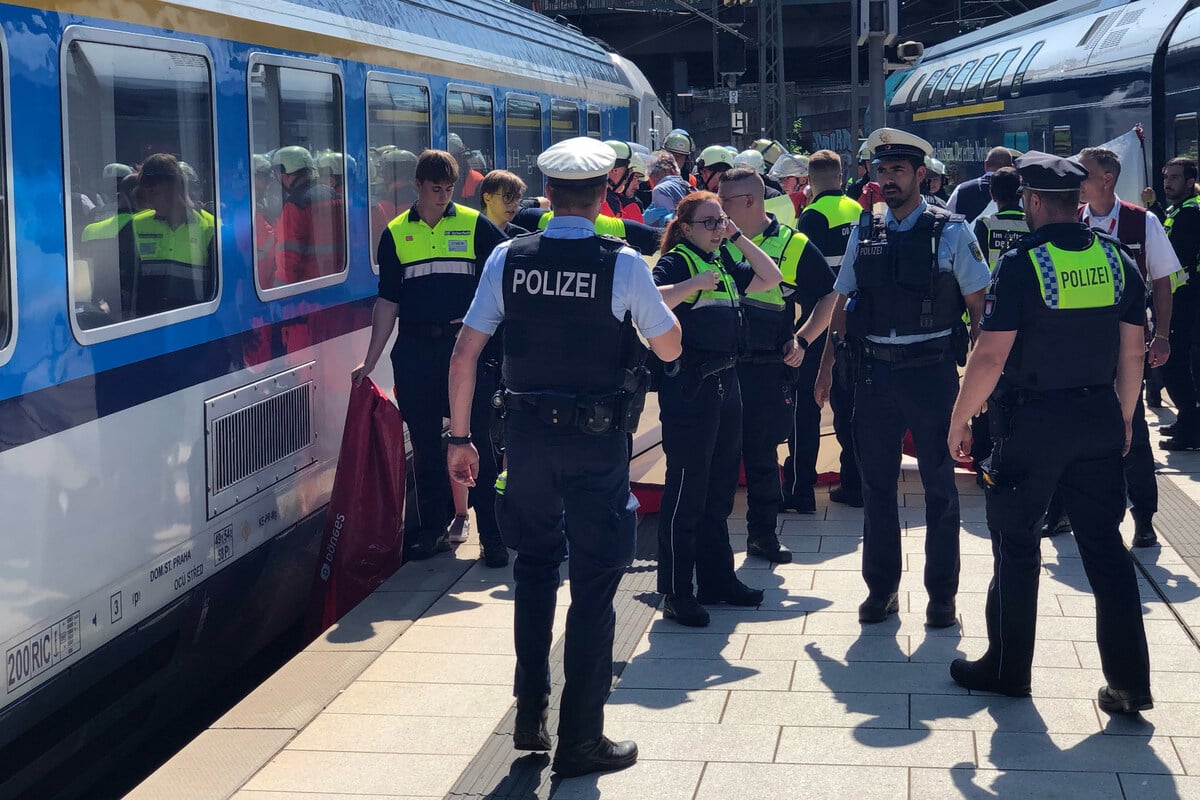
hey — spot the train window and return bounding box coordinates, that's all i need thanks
[0,41,9,356]
[505,94,544,192]
[929,65,960,108]
[586,106,601,139]
[1175,114,1199,159]
[982,48,1021,101]
[63,35,218,337]
[904,73,930,112]
[552,100,579,143]
[962,55,997,101]
[915,69,943,109]
[367,75,430,268]
[447,87,495,208]
[946,60,977,105]
[1010,42,1044,98]
[629,97,639,144]
[249,57,346,294]
[1053,126,1073,157]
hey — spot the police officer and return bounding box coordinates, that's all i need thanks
[1159,157,1200,450]
[718,168,835,559]
[352,149,508,564]
[653,191,782,627]
[798,149,867,508]
[447,137,682,776]
[814,128,991,628]
[947,152,1152,713]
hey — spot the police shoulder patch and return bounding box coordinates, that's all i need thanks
[983,293,996,318]
[969,241,985,263]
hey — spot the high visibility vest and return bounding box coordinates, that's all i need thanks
[672,242,740,309]
[130,208,216,312]
[977,209,1029,270]
[764,194,796,228]
[1029,237,1125,309]
[1166,196,1199,291]
[82,211,135,242]
[803,193,863,269]
[389,203,480,281]
[537,212,627,239]
[727,223,809,312]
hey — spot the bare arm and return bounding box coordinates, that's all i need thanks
[646,320,683,363]
[796,291,836,347]
[1117,320,1147,455]
[446,325,491,486]
[351,297,399,384]
[1148,277,1172,368]
[947,329,1017,460]
[813,293,848,408]
[659,271,718,309]
[964,289,985,342]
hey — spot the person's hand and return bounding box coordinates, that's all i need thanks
[691,270,720,292]
[948,418,973,462]
[351,361,373,386]
[1141,187,1157,207]
[722,216,740,240]
[814,367,832,409]
[448,443,480,487]
[1149,336,1171,368]
[1123,417,1133,457]
[782,337,805,367]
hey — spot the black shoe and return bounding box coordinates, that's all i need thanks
[747,535,793,564]
[1131,512,1159,548]
[1160,422,1179,437]
[552,736,638,777]
[697,579,764,607]
[405,532,451,561]
[1040,514,1072,538]
[858,592,898,624]
[481,536,509,568]
[949,658,1031,697]
[783,488,816,514]
[830,486,864,508]
[1097,685,1154,715]
[925,600,958,628]
[1147,391,1163,409]
[662,594,710,627]
[1160,436,1200,451]
[513,694,551,751]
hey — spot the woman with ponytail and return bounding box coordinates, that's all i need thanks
[652,191,782,627]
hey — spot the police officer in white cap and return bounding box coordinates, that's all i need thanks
[448,137,682,777]
[814,127,991,628]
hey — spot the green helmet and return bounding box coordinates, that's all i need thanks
[252,154,272,175]
[629,152,647,178]
[695,145,735,171]
[604,139,632,166]
[924,156,947,177]
[752,139,787,167]
[317,152,344,175]
[102,162,133,180]
[733,149,765,173]
[448,133,467,155]
[663,129,694,156]
[382,149,418,167]
[272,145,315,175]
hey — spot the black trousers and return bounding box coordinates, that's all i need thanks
[499,411,637,744]
[469,360,503,549]
[981,389,1150,692]
[830,356,861,495]
[739,359,794,542]
[656,366,741,597]
[853,355,961,602]
[782,332,825,507]
[1162,285,1200,435]
[1125,392,1158,514]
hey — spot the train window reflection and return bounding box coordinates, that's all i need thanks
[1053,126,1073,157]
[1010,42,1044,98]
[1176,114,1198,159]
[904,73,929,112]
[586,106,601,139]
[552,99,579,143]
[916,69,943,109]
[64,39,217,332]
[930,65,960,107]
[946,60,977,105]
[505,95,544,194]
[963,55,997,101]
[983,48,1021,101]
[367,77,430,268]
[448,88,494,209]
[249,59,347,292]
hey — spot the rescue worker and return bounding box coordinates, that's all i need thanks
[922,157,950,207]
[663,129,697,187]
[1078,146,1182,546]
[447,136,682,776]
[603,140,645,222]
[847,143,882,210]
[694,145,735,193]
[79,171,140,324]
[271,146,345,285]
[479,169,529,236]
[645,151,690,227]
[718,168,835,559]
[797,149,867,507]
[947,151,1152,713]
[1158,157,1200,450]
[768,153,809,222]
[252,154,277,281]
[317,152,347,196]
[751,139,788,195]
[90,163,134,222]
[814,128,991,628]
[653,191,782,627]
[623,152,649,216]
[947,146,1014,223]
[450,133,485,208]
[352,150,508,563]
[372,149,419,246]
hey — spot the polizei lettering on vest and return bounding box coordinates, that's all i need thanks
[512,268,597,298]
[1060,266,1112,289]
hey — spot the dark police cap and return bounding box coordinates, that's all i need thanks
[1014,151,1089,192]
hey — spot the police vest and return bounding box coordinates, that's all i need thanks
[803,192,863,270]
[1166,197,1200,289]
[728,224,811,354]
[388,203,480,324]
[1004,233,1127,391]
[845,206,965,339]
[670,241,743,356]
[501,233,628,394]
[129,208,216,315]
[977,209,1029,270]
[537,211,627,239]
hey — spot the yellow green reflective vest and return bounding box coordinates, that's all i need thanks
[389,203,479,280]
[131,208,216,278]
[977,209,1029,270]
[1029,236,1125,309]
[537,211,627,239]
[804,193,863,268]
[726,222,809,312]
[82,211,136,242]
[1166,196,1199,292]
[671,242,740,309]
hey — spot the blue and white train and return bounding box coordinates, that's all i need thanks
[0,0,669,795]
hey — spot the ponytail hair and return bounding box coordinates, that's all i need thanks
[659,190,720,255]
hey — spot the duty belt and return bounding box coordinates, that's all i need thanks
[398,321,463,339]
[739,351,785,365]
[861,337,950,365]
[1005,384,1113,404]
[503,389,624,434]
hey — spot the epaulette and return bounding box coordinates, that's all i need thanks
[949,213,967,224]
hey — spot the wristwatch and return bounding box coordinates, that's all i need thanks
[444,432,472,445]
[795,336,809,351]
[729,229,743,243]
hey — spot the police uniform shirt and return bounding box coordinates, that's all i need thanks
[377,202,507,324]
[834,198,992,343]
[729,215,834,327]
[982,222,1146,335]
[513,207,661,256]
[1080,196,1182,281]
[463,214,676,339]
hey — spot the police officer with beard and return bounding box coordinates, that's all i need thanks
[447,137,682,776]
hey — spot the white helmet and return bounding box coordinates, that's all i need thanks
[733,149,766,173]
[769,153,809,180]
[695,145,736,171]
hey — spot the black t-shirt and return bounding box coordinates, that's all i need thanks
[1168,203,1200,275]
[786,229,836,327]
[981,222,1146,333]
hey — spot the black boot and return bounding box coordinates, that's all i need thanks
[1039,513,1072,538]
[829,486,864,508]
[697,578,764,607]
[1098,685,1154,714]
[513,693,551,751]
[1131,512,1159,548]
[552,736,638,777]
[480,532,509,568]
[747,533,792,564]
[404,531,451,561]
[857,592,898,623]
[949,657,1031,697]
[662,594,710,627]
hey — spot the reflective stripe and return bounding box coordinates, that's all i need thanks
[402,259,475,279]
[672,244,738,307]
[139,260,208,279]
[389,202,480,281]
[279,241,342,255]
[825,254,843,268]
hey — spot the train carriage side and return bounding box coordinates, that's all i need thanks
[0,0,642,795]
[1164,3,1200,162]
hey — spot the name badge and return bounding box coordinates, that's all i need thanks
[448,239,468,253]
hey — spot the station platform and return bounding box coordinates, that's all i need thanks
[127,409,1200,800]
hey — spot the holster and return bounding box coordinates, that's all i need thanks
[833,335,862,388]
[951,322,970,367]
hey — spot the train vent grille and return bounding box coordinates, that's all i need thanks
[1097,29,1129,51]
[205,362,318,518]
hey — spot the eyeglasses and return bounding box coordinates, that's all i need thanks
[718,193,753,204]
[502,192,522,203]
[687,216,728,231]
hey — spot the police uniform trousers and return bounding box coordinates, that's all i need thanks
[1162,283,1200,436]
[829,351,861,497]
[782,332,825,509]
[468,358,504,551]
[981,388,1150,691]
[853,353,961,603]
[1124,389,1158,515]
[738,358,795,542]
[499,410,638,743]
[656,366,742,597]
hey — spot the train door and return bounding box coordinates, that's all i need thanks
[1163,4,1200,160]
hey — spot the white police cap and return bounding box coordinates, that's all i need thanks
[537,137,616,187]
[866,127,932,163]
